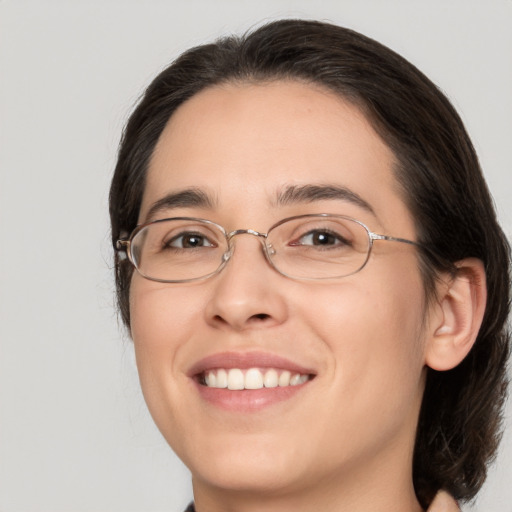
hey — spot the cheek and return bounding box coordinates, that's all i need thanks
[292,271,427,463]
[298,262,427,414]
[128,277,217,465]
[128,278,203,407]
[130,276,204,346]
[300,267,425,349]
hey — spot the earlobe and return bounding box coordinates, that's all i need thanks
[425,258,487,371]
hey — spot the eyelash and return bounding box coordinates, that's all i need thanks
[163,232,216,250]
[291,229,352,248]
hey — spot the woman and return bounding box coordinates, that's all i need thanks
[109,20,510,511]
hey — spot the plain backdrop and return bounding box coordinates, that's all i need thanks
[1,1,511,511]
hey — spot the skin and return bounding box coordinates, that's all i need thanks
[129,81,452,512]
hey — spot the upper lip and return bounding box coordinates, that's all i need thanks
[187,351,316,377]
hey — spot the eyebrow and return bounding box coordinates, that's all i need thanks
[144,187,216,221]
[144,183,375,223]
[274,184,375,214]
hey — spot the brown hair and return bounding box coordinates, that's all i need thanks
[109,19,510,508]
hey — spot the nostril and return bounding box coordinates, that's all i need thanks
[211,312,272,328]
[252,313,270,321]
[213,315,227,324]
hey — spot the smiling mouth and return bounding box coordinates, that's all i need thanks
[200,368,313,390]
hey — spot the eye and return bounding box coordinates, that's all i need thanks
[165,232,216,249]
[292,229,351,248]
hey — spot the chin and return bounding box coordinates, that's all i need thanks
[181,431,310,494]
[192,458,306,496]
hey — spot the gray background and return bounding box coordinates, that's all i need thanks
[1,1,510,511]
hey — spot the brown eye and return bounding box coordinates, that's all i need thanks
[293,230,350,248]
[165,232,215,249]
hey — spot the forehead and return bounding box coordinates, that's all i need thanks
[142,81,412,234]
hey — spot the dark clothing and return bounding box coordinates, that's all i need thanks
[184,503,195,512]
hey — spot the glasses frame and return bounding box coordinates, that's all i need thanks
[116,214,420,283]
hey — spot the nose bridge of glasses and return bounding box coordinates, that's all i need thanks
[227,228,267,240]
[224,228,271,258]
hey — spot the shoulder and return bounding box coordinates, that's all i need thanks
[427,491,460,512]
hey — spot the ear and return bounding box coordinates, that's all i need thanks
[425,258,487,371]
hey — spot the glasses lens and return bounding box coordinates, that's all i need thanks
[130,219,226,282]
[267,216,370,279]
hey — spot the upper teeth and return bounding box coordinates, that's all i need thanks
[204,368,310,390]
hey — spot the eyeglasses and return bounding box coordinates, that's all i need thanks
[116,214,419,283]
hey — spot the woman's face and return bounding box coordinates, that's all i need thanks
[130,81,429,498]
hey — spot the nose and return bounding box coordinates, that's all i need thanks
[204,233,288,331]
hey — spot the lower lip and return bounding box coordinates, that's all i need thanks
[194,381,310,412]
